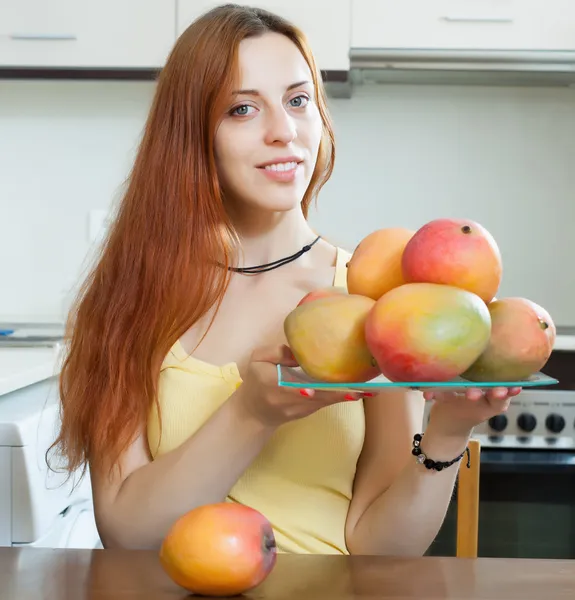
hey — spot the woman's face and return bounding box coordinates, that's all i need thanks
[214,31,323,217]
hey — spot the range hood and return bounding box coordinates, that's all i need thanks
[346,47,575,88]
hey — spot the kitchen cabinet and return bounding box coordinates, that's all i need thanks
[351,0,575,51]
[2,0,572,79]
[0,0,176,68]
[177,1,351,72]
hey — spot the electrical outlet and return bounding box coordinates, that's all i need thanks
[88,209,110,244]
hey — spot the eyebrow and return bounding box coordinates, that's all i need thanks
[232,80,311,96]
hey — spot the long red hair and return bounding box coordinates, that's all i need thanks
[48,4,336,482]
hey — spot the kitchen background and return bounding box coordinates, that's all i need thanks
[2,0,575,558]
[1,79,574,324]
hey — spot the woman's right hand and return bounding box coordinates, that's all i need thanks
[234,344,371,428]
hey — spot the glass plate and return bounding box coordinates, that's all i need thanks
[277,365,559,393]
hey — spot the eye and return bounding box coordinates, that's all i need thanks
[230,104,256,117]
[289,94,310,108]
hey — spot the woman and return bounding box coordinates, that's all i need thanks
[50,3,520,555]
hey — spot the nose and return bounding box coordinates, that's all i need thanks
[264,106,297,145]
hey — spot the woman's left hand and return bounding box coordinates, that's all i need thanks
[423,386,522,437]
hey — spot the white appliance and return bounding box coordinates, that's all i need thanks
[0,374,102,548]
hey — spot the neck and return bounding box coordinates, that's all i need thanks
[230,207,318,269]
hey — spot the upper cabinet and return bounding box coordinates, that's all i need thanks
[0,0,176,69]
[2,1,575,79]
[351,0,575,51]
[176,1,351,72]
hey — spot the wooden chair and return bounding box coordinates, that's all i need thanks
[455,438,481,558]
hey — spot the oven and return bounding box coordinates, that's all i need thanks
[424,335,575,560]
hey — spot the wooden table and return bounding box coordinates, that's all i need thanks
[1,547,575,599]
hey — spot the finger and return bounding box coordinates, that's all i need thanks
[251,344,299,367]
[312,390,368,404]
[298,388,350,402]
[485,387,510,402]
[343,391,368,402]
[425,390,463,403]
[297,388,365,403]
[422,389,461,402]
[465,387,484,402]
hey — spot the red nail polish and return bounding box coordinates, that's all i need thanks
[345,393,357,401]
[300,389,312,397]
[364,392,375,397]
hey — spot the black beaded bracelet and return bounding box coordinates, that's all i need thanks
[412,433,471,472]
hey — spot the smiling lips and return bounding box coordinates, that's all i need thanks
[257,157,303,182]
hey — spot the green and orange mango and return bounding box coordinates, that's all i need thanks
[462,297,556,382]
[297,286,347,307]
[284,293,380,383]
[364,283,492,382]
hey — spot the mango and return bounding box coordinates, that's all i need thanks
[402,218,503,304]
[364,282,492,382]
[284,294,380,383]
[347,227,415,300]
[297,286,347,306]
[160,503,276,596]
[462,297,556,382]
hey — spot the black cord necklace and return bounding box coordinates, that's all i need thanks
[228,235,322,274]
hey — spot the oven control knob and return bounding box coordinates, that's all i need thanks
[488,414,508,432]
[545,414,565,433]
[517,413,537,432]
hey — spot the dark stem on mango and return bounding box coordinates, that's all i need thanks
[539,319,549,330]
[461,225,472,234]
[262,527,276,553]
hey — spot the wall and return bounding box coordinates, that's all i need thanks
[1,79,574,325]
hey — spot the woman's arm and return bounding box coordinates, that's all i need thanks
[344,387,513,556]
[92,389,276,551]
[90,343,360,551]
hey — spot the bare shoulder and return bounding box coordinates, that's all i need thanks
[310,237,340,267]
[309,236,353,281]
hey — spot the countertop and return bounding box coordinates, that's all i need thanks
[1,547,575,599]
[554,326,575,350]
[0,346,62,396]
[554,334,575,351]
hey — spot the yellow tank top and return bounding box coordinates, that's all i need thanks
[147,247,365,554]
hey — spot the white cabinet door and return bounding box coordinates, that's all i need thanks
[0,0,176,68]
[352,0,575,51]
[177,1,350,71]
